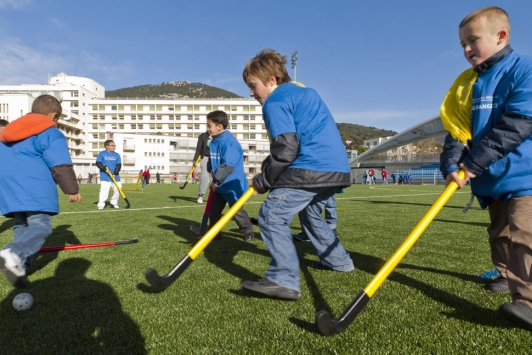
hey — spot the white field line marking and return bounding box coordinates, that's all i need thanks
[56,190,469,215]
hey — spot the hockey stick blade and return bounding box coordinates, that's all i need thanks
[124,198,131,209]
[315,291,369,336]
[145,254,193,291]
[189,225,203,236]
[179,182,188,190]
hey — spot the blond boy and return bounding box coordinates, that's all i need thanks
[440,7,532,329]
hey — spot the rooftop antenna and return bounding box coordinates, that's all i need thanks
[291,51,298,81]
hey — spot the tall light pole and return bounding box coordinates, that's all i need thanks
[291,51,298,81]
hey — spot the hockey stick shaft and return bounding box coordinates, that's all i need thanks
[146,187,254,290]
[105,167,131,209]
[316,171,464,336]
[38,238,139,253]
[180,156,202,190]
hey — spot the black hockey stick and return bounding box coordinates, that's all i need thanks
[315,171,464,336]
[190,188,213,236]
[146,187,255,291]
[180,156,202,190]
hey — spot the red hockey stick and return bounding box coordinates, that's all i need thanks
[38,238,139,253]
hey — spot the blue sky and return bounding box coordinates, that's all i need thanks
[1,0,531,132]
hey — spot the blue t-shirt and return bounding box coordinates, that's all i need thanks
[0,127,72,215]
[96,150,122,182]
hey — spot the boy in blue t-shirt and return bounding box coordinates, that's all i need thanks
[207,110,254,241]
[96,140,122,209]
[241,49,354,301]
[440,6,532,328]
[0,95,82,288]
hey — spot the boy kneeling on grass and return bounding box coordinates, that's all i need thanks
[241,49,354,301]
[0,95,82,288]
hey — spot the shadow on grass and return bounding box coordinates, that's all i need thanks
[28,224,81,276]
[155,214,269,286]
[168,195,198,203]
[290,244,509,332]
[0,258,146,354]
[0,218,14,234]
[433,218,489,228]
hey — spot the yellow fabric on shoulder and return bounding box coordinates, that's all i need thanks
[440,68,477,144]
[268,81,306,95]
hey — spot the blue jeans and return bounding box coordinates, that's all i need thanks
[258,187,354,292]
[3,212,53,266]
[324,195,338,229]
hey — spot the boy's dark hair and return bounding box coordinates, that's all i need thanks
[207,110,229,129]
[243,49,292,86]
[104,140,115,147]
[31,95,62,118]
[0,119,8,128]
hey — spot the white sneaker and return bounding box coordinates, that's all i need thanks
[112,205,119,209]
[197,196,203,203]
[0,249,28,288]
[98,207,104,210]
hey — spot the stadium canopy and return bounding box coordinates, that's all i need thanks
[350,116,446,167]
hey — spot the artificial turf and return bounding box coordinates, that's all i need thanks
[0,182,530,354]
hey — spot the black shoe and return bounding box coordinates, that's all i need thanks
[249,217,259,226]
[244,233,254,242]
[310,261,354,272]
[241,279,300,300]
[499,301,532,330]
[293,232,310,242]
[487,276,509,293]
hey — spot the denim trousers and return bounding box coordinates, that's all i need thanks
[258,187,354,292]
[4,212,53,266]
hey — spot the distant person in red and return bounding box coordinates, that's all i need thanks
[368,168,375,185]
[381,169,388,185]
[143,169,151,185]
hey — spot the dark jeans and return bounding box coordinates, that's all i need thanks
[209,190,253,237]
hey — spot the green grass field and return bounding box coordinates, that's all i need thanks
[0,183,530,354]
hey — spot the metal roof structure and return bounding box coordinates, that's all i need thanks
[350,116,446,166]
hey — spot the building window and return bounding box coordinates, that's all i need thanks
[150,115,155,120]
[250,134,256,139]
[194,124,200,129]
[71,101,79,107]
[119,124,124,129]
[250,125,256,130]
[157,115,162,120]
[138,124,143,129]
[111,105,117,110]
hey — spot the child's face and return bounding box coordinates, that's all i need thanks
[459,17,507,67]
[246,76,276,105]
[106,142,116,152]
[207,119,224,136]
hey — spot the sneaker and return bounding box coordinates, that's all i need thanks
[242,279,300,301]
[487,276,509,293]
[112,205,119,209]
[293,232,310,242]
[98,207,104,210]
[197,196,203,204]
[0,249,28,288]
[499,301,532,330]
[244,233,254,242]
[310,261,354,272]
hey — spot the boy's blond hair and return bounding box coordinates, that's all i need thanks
[243,49,292,86]
[460,6,510,41]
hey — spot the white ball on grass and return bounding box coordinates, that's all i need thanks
[12,293,33,311]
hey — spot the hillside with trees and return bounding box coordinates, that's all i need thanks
[106,81,241,99]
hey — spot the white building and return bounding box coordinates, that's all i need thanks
[0,73,269,178]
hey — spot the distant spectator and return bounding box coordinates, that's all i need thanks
[382,169,388,185]
[77,174,82,184]
[362,171,367,185]
[156,171,160,184]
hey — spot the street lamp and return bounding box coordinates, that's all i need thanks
[291,51,298,81]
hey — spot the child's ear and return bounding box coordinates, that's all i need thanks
[268,76,278,86]
[497,30,508,44]
[46,112,58,122]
